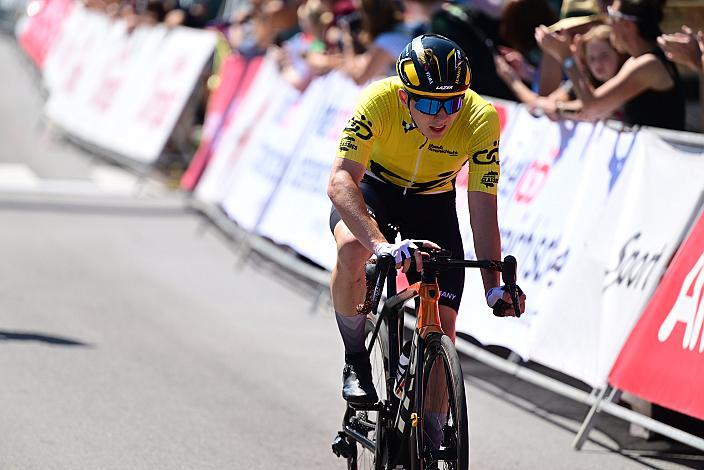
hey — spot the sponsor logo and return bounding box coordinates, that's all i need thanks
[402,120,417,133]
[657,253,704,351]
[338,135,358,152]
[603,232,666,293]
[436,85,453,90]
[500,225,568,288]
[481,171,499,188]
[440,291,457,301]
[427,144,458,156]
[426,71,433,84]
[343,114,373,140]
[471,141,499,165]
[514,161,550,203]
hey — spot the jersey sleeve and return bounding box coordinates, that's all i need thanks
[466,104,501,195]
[335,81,390,167]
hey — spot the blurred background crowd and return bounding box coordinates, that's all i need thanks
[69,0,704,134]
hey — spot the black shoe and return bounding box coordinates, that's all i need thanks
[342,352,378,405]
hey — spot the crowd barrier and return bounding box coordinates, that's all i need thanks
[14,1,704,452]
[17,0,216,164]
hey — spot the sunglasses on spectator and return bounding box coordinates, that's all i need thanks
[607,6,639,23]
[409,94,464,116]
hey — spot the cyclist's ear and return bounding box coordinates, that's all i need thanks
[398,89,409,107]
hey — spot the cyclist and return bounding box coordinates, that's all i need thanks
[327,34,526,406]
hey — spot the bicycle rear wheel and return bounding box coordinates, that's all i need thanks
[344,315,390,470]
[410,333,469,470]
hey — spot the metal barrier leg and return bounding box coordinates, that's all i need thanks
[572,385,612,450]
[309,286,329,315]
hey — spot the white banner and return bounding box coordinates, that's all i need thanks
[529,128,704,386]
[256,72,362,269]
[43,9,215,164]
[220,75,329,231]
[195,55,281,204]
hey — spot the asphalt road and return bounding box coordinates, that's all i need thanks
[1,32,701,469]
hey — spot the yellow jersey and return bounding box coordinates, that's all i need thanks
[337,76,500,195]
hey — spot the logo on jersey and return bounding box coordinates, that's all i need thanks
[402,120,417,133]
[344,114,373,140]
[428,144,458,157]
[338,135,358,152]
[481,171,499,188]
[472,141,500,165]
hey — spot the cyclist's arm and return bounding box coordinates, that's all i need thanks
[467,191,501,293]
[327,157,387,253]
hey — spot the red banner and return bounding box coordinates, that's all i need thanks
[18,0,73,68]
[180,54,262,190]
[609,210,704,420]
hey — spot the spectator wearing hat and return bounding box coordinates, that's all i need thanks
[536,0,686,130]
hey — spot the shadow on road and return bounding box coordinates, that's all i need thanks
[0,330,90,347]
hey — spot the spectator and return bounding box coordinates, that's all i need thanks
[338,0,411,84]
[536,0,603,96]
[657,25,704,73]
[496,24,626,120]
[498,0,558,93]
[536,0,686,130]
[276,0,333,90]
[429,1,515,99]
[228,6,277,57]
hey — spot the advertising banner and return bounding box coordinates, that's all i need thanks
[529,129,704,386]
[220,75,329,231]
[44,13,216,164]
[256,72,362,269]
[42,6,111,95]
[609,210,704,420]
[456,110,599,358]
[194,55,280,204]
[180,54,262,191]
[16,0,73,68]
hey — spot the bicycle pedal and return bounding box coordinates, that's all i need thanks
[331,432,355,459]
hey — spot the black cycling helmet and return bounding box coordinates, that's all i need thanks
[396,34,471,98]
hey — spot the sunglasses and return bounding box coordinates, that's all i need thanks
[409,95,464,116]
[606,5,639,23]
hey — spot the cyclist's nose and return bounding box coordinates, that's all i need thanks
[434,107,450,121]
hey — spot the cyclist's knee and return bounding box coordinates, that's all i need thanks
[336,237,370,272]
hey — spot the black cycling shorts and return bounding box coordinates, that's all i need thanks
[329,175,465,311]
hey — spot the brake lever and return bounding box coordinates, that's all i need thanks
[501,255,522,318]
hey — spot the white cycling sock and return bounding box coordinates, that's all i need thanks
[335,311,366,358]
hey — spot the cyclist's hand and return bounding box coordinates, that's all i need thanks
[486,285,526,317]
[373,239,440,272]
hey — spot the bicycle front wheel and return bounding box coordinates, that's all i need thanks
[411,333,469,470]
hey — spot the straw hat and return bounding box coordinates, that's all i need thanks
[547,0,603,32]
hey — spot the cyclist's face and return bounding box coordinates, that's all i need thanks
[399,90,460,140]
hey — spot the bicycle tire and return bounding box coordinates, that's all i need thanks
[410,333,469,470]
[344,315,390,470]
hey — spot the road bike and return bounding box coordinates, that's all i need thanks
[332,248,522,469]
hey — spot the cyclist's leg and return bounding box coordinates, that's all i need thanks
[329,178,397,403]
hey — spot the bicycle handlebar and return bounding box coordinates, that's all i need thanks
[369,248,522,318]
